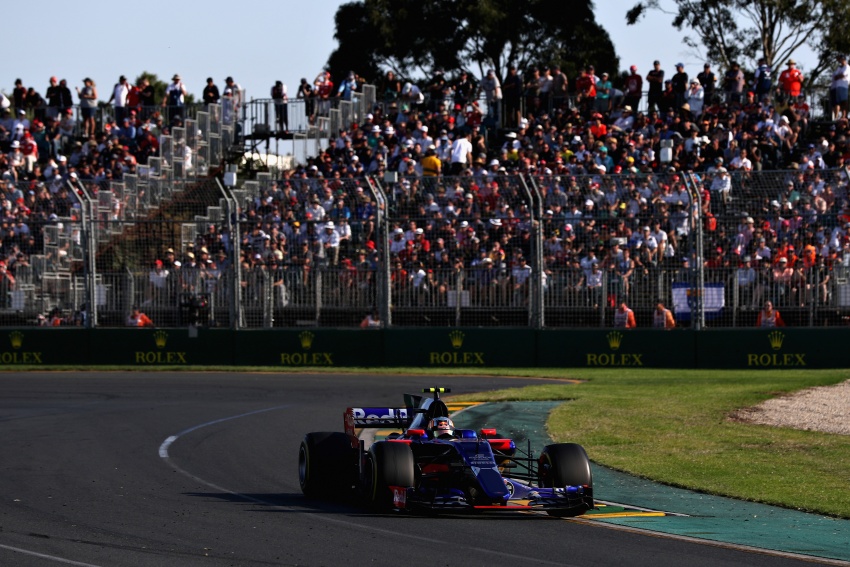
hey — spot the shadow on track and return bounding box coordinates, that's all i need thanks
[183,491,558,522]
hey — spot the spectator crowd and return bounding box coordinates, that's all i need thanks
[4,54,850,325]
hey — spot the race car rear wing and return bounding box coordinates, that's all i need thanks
[343,389,450,435]
[344,407,411,435]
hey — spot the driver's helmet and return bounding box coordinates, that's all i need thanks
[428,416,455,438]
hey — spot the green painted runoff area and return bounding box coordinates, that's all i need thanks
[458,401,850,563]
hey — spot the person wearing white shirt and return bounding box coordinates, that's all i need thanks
[830,54,849,121]
[108,75,130,123]
[729,149,753,171]
[650,221,673,260]
[450,131,473,175]
[710,167,732,204]
[686,79,704,117]
[320,221,341,266]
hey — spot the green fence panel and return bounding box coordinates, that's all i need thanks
[0,328,90,366]
[231,329,385,367]
[536,330,696,368]
[89,328,234,366]
[695,329,850,369]
[383,328,535,367]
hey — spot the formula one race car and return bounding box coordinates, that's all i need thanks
[297,388,594,516]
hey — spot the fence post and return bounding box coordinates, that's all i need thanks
[684,173,705,330]
[521,174,544,328]
[367,176,391,327]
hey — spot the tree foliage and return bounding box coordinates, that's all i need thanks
[328,0,619,84]
[626,0,848,84]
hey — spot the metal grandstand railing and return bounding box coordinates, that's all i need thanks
[4,167,850,328]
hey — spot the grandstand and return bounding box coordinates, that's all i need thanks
[2,69,849,329]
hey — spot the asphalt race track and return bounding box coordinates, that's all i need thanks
[0,372,833,567]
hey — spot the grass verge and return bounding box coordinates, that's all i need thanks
[451,368,850,519]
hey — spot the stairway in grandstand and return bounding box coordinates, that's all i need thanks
[19,105,242,324]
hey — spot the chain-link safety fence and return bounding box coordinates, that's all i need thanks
[4,166,850,329]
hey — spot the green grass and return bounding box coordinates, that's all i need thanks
[7,366,850,518]
[451,369,850,519]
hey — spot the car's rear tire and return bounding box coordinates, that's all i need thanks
[365,441,414,510]
[538,443,594,517]
[298,432,356,497]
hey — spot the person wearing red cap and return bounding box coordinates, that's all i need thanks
[149,259,169,303]
[624,65,642,112]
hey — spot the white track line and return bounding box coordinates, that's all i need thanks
[0,543,103,566]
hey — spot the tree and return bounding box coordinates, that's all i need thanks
[328,0,619,85]
[625,0,845,85]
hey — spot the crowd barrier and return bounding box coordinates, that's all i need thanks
[5,166,850,330]
[0,327,844,368]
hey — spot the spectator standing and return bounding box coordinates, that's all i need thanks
[76,78,98,139]
[737,256,757,307]
[479,69,502,125]
[778,60,803,100]
[830,55,849,121]
[149,259,169,304]
[697,63,717,104]
[45,76,61,120]
[450,130,473,175]
[671,63,688,110]
[202,77,220,107]
[224,76,244,126]
[596,72,612,113]
[723,62,745,104]
[379,70,401,103]
[297,78,314,123]
[551,65,569,110]
[646,60,665,113]
[623,65,643,112]
[163,74,187,119]
[12,79,26,112]
[108,75,130,123]
[320,221,340,266]
[652,302,676,329]
[686,79,704,118]
[137,78,155,118]
[754,57,773,102]
[453,70,476,107]
[575,67,597,117]
[502,65,523,128]
[314,71,333,117]
[55,80,73,116]
[337,72,357,101]
[271,80,288,133]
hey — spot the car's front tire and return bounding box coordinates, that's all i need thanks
[364,441,414,510]
[538,442,594,517]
